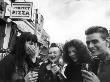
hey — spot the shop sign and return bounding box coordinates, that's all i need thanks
[10,2,32,19]
[13,21,34,33]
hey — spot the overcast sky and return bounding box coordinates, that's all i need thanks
[36,0,110,44]
[6,0,110,44]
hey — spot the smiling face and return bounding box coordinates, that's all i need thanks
[68,46,78,62]
[86,33,108,57]
[48,47,61,63]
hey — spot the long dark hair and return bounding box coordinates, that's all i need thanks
[63,39,91,64]
[13,32,38,67]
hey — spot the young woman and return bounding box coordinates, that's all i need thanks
[63,39,91,82]
[0,32,41,82]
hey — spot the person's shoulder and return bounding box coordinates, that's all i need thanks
[4,53,14,60]
[0,53,15,72]
[0,54,15,64]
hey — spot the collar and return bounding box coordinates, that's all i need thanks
[99,53,110,64]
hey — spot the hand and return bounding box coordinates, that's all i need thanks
[24,71,38,82]
[51,64,60,74]
[26,42,36,56]
[28,45,36,55]
[82,70,100,82]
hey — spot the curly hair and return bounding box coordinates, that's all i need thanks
[63,39,91,64]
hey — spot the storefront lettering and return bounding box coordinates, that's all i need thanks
[14,7,30,10]
[12,10,30,15]
[11,2,32,19]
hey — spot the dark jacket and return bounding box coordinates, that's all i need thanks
[0,54,39,82]
[90,57,101,75]
[38,62,65,82]
[0,54,16,82]
[64,62,83,82]
[98,60,110,82]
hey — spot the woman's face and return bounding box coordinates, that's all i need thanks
[25,41,40,58]
[68,46,78,62]
[48,47,61,63]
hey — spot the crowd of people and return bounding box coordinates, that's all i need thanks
[0,26,110,82]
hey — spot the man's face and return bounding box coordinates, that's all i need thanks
[86,33,108,57]
[48,47,61,63]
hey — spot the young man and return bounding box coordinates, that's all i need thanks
[82,26,110,82]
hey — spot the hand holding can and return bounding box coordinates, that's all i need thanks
[51,64,60,74]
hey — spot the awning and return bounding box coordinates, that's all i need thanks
[13,20,34,34]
